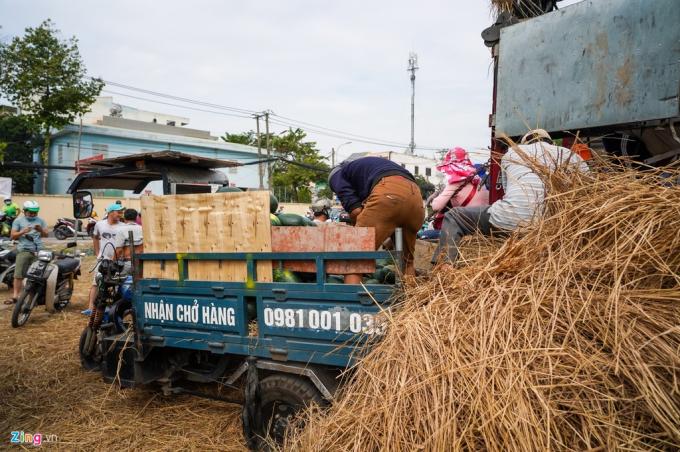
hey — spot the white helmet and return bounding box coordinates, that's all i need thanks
[23,200,40,212]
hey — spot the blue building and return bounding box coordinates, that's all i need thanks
[40,116,269,195]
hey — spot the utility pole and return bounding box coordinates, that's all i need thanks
[264,111,272,189]
[407,52,419,155]
[254,114,264,189]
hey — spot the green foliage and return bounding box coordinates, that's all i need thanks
[414,174,435,200]
[270,128,329,203]
[221,131,257,145]
[222,127,329,203]
[0,19,103,192]
[0,114,42,193]
[317,186,334,201]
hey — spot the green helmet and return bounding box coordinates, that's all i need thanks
[23,200,40,213]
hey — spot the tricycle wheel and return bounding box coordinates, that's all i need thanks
[79,327,101,371]
[257,374,324,445]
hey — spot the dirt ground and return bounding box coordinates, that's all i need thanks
[0,251,247,451]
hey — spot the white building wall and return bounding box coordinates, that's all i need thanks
[360,151,445,186]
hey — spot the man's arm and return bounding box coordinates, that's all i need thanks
[93,236,100,257]
[34,219,48,238]
[331,171,362,216]
[10,221,29,240]
[92,222,101,256]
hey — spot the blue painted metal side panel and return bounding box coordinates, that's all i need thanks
[496,0,680,136]
[134,262,394,368]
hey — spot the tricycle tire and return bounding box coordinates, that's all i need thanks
[257,374,324,444]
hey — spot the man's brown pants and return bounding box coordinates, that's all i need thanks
[356,175,424,274]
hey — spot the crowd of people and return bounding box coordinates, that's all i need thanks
[2,129,588,304]
[325,129,589,273]
[2,199,143,306]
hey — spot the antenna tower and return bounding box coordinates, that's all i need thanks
[407,52,418,155]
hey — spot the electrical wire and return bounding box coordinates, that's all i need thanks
[101,90,253,119]
[99,79,259,115]
[98,79,448,153]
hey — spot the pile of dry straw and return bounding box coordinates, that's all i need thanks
[286,153,680,450]
[0,257,246,452]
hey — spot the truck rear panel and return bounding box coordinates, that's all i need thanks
[135,251,397,368]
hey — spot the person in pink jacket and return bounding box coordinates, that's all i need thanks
[429,147,488,230]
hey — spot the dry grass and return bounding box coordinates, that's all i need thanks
[0,254,247,451]
[285,155,680,451]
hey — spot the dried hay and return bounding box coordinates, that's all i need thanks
[0,254,246,451]
[285,156,680,451]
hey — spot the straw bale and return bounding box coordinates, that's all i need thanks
[286,154,680,451]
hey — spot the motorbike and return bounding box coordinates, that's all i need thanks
[0,239,16,288]
[11,242,81,328]
[53,217,96,240]
[79,258,134,371]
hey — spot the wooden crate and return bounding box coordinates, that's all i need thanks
[271,224,376,274]
[141,191,272,282]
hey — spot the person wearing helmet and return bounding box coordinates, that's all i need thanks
[2,197,20,220]
[5,201,48,304]
[83,202,126,315]
[310,198,332,223]
[433,129,589,265]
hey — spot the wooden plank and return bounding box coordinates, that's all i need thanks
[141,191,272,282]
[271,225,375,274]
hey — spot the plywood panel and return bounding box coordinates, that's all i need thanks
[271,225,375,274]
[141,191,272,282]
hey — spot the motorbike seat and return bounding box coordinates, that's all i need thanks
[55,257,80,274]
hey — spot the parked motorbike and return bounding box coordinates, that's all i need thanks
[11,242,81,328]
[0,239,16,288]
[53,217,96,240]
[79,258,134,370]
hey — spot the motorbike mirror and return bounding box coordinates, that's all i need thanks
[73,191,94,219]
[66,241,77,248]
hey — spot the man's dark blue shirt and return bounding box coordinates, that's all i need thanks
[329,157,415,213]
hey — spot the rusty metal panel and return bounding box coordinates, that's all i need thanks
[496,0,680,136]
[271,225,376,274]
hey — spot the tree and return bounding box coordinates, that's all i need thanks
[414,174,435,200]
[221,131,256,145]
[0,114,42,193]
[0,19,104,193]
[222,127,329,203]
[269,128,329,203]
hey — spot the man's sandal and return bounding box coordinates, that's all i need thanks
[4,298,17,305]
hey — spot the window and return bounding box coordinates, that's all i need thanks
[57,145,64,164]
[425,167,431,177]
[414,165,419,175]
[167,120,176,126]
[92,143,109,159]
